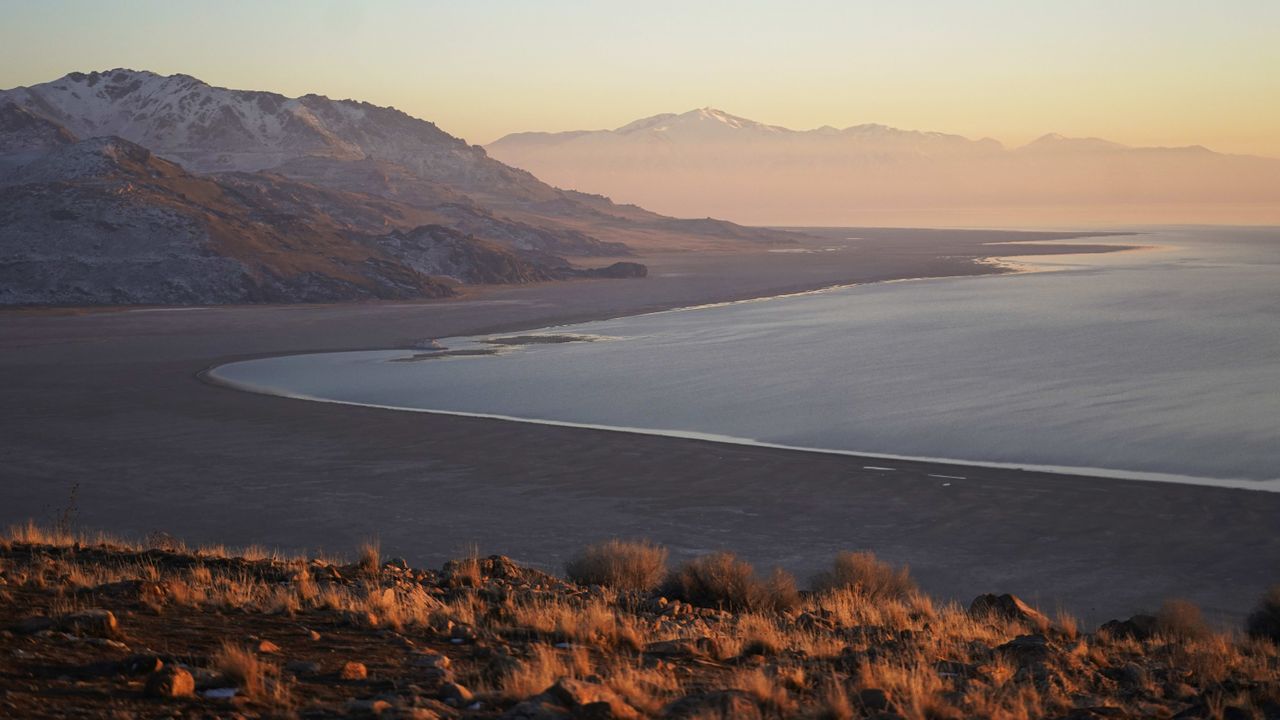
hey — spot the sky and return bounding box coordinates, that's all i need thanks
[1,0,1278,156]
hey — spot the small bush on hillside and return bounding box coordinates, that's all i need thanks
[1245,586,1280,643]
[664,551,798,612]
[565,539,669,592]
[1156,599,1211,641]
[811,551,917,601]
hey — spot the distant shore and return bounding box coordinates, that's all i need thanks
[4,228,1276,627]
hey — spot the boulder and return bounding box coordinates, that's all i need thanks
[1098,614,1158,641]
[59,609,119,638]
[438,682,474,707]
[546,678,639,719]
[968,594,1049,629]
[144,666,195,698]
[664,690,762,720]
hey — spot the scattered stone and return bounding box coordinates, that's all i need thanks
[308,629,322,641]
[347,698,394,716]
[285,660,322,676]
[968,594,1050,629]
[120,654,164,675]
[145,666,195,698]
[58,609,119,638]
[858,688,890,711]
[256,639,282,654]
[664,690,762,720]
[997,634,1053,666]
[438,682,474,707]
[1098,614,1158,641]
[340,661,369,681]
[546,678,640,719]
[410,651,451,670]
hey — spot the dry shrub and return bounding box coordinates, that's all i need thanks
[1245,585,1280,643]
[1156,599,1210,641]
[565,539,668,592]
[357,539,380,578]
[813,551,916,601]
[664,552,798,612]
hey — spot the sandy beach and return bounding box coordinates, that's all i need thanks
[2,231,1276,628]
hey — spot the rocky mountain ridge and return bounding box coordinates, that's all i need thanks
[0,71,806,306]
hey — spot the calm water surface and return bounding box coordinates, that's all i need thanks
[212,227,1280,488]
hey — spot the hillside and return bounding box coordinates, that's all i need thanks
[2,526,1278,719]
[487,109,1280,227]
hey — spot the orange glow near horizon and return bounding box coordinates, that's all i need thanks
[1,1,1278,158]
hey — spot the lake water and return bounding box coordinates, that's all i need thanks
[211,227,1280,490]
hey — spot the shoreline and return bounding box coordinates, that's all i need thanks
[4,226,1277,625]
[201,236,1245,493]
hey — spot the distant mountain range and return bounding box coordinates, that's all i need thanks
[488,108,1280,226]
[0,72,795,306]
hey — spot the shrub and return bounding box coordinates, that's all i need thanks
[663,552,798,612]
[1245,586,1280,643]
[565,539,669,592]
[812,551,916,601]
[1156,599,1210,641]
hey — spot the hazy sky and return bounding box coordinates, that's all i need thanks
[2,0,1278,156]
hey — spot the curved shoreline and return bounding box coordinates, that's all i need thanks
[204,364,1280,494]
[203,237,1274,494]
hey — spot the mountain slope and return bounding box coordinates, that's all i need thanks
[1,71,803,253]
[487,109,1280,226]
[0,132,570,305]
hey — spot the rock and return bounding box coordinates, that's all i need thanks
[256,639,282,654]
[120,654,164,675]
[340,661,369,680]
[858,688,890,711]
[501,698,572,719]
[145,666,195,698]
[644,637,724,659]
[450,624,477,643]
[968,594,1050,629]
[1118,662,1149,688]
[438,682,474,707]
[1099,614,1158,641]
[59,609,119,638]
[307,629,322,641]
[284,660,322,676]
[997,634,1053,666]
[546,678,639,719]
[663,690,762,720]
[347,698,394,716]
[411,651,451,670]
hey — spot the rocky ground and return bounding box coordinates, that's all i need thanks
[1,526,1277,720]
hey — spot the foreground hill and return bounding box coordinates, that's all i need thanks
[487,108,1280,226]
[2,526,1278,719]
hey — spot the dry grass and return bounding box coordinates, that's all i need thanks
[4,522,1279,719]
[565,539,668,592]
[499,644,591,700]
[812,551,917,601]
[212,641,293,708]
